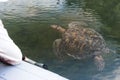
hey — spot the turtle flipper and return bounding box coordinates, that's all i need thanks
[94,55,105,71]
[53,39,63,60]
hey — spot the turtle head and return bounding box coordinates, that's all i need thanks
[51,25,65,33]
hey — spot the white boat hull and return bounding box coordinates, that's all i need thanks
[0,61,68,80]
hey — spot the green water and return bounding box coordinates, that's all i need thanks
[0,0,120,80]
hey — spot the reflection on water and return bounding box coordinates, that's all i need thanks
[0,0,65,17]
[0,0,120,80]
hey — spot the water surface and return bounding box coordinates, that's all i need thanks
[0,0,120,80]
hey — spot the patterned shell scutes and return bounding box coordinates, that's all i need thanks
[61,25,106,59]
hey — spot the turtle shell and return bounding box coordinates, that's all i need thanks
[60,24,106,59]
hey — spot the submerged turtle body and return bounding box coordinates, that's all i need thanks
[51,22,109,71]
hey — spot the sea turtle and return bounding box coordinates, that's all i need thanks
[51,21,110,71]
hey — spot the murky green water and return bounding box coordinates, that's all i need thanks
[0,0,120,80]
